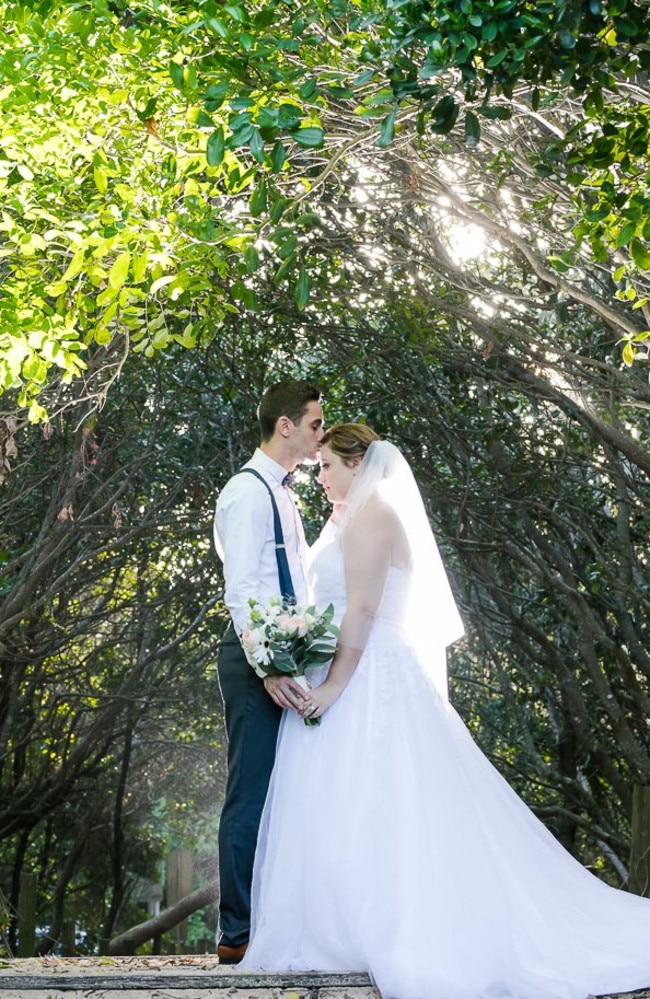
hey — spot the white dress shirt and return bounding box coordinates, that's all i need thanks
[214,449,309,637]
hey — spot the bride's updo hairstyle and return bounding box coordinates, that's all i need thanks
[320,423,380,465]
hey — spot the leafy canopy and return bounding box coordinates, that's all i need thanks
[1,0,649,417]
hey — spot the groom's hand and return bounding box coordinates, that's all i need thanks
[263,675,311,712]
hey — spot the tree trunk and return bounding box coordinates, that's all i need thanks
[629,784,650,897]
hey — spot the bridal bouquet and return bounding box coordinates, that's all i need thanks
[241,597,339,726]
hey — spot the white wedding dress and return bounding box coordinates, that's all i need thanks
[243,520,650,999]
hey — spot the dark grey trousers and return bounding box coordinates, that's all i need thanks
[217,628,282,947]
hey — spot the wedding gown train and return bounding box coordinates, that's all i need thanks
[243,522,650,999]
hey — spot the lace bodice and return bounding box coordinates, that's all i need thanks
[308,520,411,627]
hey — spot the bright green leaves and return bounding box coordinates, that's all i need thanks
[1,0,649,413]
[204,99,324,168]
[620,330,650,367]
[0,0,256,414]
[563,101,650,305]
[0,320,87,421]
[108,252,131,292]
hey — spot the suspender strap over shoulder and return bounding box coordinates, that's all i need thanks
[239,468,296,604]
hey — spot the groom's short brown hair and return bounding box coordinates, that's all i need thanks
[258,379,321,441]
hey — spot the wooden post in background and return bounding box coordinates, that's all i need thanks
[17,872,36,958]
[62,920,76,957]
[166,849,194,950]
[629,783,650,897]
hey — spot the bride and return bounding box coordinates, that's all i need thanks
[242,423,650,999]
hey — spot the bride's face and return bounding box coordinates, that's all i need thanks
[317,445,359,504]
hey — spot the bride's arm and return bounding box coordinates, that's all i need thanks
[303,501,393,719]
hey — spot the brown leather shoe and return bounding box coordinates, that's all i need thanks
[217,941,248,964]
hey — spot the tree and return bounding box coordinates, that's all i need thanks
[1,0,649,419]
[0,348,234,952]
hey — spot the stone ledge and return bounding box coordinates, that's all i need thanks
[0,969,374,992]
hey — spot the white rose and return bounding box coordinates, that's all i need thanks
[292,615,309,638]
[276,613,296,634]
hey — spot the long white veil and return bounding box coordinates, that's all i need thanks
[338,440,465,701]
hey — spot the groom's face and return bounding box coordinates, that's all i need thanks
[291,400,325,464]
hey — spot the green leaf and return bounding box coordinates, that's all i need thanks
[249,128,265,164]
[224,5,245,22]
[269,198,286,223]
[132,250,148,284]
[207,17,229,39]
[292,127,325,148]
[622,341,636,366]
[630,237,650,270]
[278,234,298,260]
[299,78,318,100]
[430,95,458,134]
[271,141,287,173]
[62,249,87,283]
[205,81,230,105]
[376,110,396,148]
[95,326,113,345]
[250,178,268,216]
[244,244,260,273]
[295,266,310,309]
[207,127,225,167]
[616,222,637,248]
[273,252,298,283]
[169,61,185,90]
[150,274,176,294]
[108,251,131,291]
[96,285,117,307]
[93,166,108,193]
[486,50,507,68]
[477,104,512,120]
[464,110,481,146]
[278,104,302,129]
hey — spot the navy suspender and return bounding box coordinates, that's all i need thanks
[239,468,297,604]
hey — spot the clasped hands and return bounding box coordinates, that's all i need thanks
[262,674,342,720]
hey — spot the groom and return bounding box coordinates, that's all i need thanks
[213,379,324,963]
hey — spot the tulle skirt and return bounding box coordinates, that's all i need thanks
[243,617,650,999]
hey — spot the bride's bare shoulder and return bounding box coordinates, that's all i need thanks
[345,497,410,568]
[350,496,401,534]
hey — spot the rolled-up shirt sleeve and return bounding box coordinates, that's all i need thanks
[214,477,272,635]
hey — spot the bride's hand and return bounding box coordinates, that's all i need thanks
[300,681,342,721]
